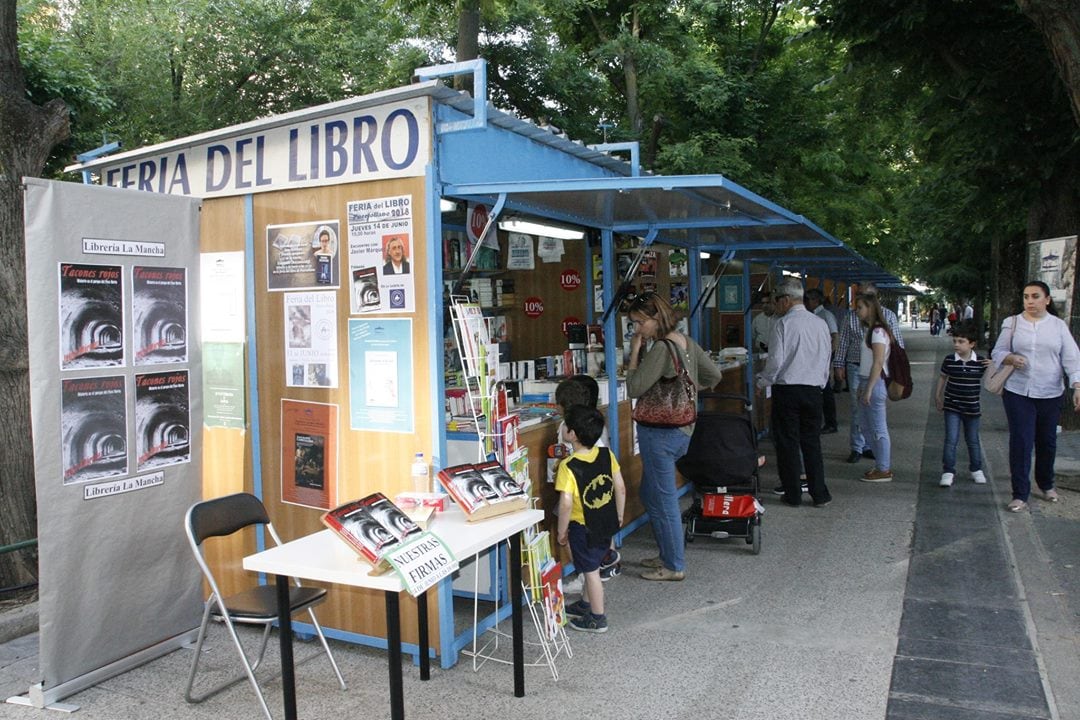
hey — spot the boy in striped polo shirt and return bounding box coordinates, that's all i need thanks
[935,321,990,487]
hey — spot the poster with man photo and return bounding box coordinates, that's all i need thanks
[346,195,416,313]
[266,220,340,291]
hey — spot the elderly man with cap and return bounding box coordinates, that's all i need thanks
[757,278,833,508]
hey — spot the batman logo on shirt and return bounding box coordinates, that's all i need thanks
[582,474,614,510]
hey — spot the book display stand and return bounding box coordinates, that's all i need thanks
[449,297,569,675]
[461,527,571,681]
[448,296,497,461]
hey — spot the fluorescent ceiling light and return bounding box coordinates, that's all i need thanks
[440,198,458,212]
[498,218,585,240]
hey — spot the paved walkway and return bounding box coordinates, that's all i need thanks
[0,326,1077,720]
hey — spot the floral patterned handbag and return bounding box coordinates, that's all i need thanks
[631,339,698,428]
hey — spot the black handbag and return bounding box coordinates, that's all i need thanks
[631,339,697,428]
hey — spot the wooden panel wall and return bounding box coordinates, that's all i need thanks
[199,195,252,599]
[506,236,589,360]
[249,178,432,642]
[200,178,435,646]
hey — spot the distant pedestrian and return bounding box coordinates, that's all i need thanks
[805,288,839,434]
[991,281,1080,512]
[935,321,990,487]
[930,305,942,336]
[855,292,894,482]
[751,291,776,353]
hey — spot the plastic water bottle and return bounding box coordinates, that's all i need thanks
[410,452,429,493]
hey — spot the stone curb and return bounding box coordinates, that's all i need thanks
[0,601,38,644]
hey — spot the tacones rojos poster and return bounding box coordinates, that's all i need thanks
[132,266,188,365]
[60,375,127,484]
[58,263,125,369]
[134,370,191,472]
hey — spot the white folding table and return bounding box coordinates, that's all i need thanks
[243,507,544,720]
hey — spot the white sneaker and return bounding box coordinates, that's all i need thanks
[972,470,987,484]
[939,473,954,487]
[562,575,583,594]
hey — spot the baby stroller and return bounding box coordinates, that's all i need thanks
[677,393,762,554]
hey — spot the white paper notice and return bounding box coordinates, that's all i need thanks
[364,350,398,407]
[506,233,535,270]
[200,252,246,342]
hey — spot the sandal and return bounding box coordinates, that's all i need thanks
[1007,499,1027,513]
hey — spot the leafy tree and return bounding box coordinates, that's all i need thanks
[820,0,1079,327]
[51,0,423,174]
[1,0,74,588]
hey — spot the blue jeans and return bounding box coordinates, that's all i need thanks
[856,377,890,471]
[636,424,690,572]
[942,411,983,474]
[1002,390,1062,501]
[846,362,867,453]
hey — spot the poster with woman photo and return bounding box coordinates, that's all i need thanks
[346,195,415,313]
[266,220,340,291]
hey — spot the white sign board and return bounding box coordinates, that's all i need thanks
[385,532,459,597]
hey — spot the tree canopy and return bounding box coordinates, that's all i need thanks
[18,0,1080,302]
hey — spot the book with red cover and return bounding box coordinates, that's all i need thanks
[436,462,529,521]
[540,561,565,640]
[322,492,421,571]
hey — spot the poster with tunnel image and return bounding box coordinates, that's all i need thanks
[133,266,187,365]
[134,370,191,472]
[61,375,128,484]
[58,263,125,370]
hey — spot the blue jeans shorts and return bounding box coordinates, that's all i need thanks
[568,522,609,573]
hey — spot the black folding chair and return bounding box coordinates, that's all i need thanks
[184,492,346,719]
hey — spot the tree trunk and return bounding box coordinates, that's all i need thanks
[0,2,71,587]
[1016,0,1080,129]
[455,0,481,94]
[1024,149,1080,428]
[623,9,643,136]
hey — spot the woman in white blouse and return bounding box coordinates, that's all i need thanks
[991,281,1080,512]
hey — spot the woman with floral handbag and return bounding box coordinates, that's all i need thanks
[626,292,723,581]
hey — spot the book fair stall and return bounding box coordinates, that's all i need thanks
[15,59,904,715]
